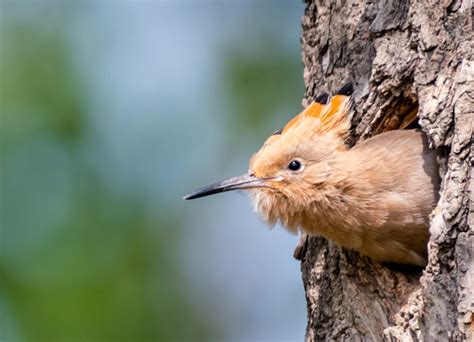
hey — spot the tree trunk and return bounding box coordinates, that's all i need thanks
[295,0,473,340]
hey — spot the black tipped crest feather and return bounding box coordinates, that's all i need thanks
[314,92,330,104]
[272,128,283,135]
[335,82,354,96]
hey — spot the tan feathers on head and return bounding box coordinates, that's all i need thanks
[248,85,355,231]
[249,86,354,181]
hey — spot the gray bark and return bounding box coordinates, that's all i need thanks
[296,0,473,340]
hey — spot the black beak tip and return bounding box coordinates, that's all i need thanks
[183,190,207,200]
[183,194,194,200]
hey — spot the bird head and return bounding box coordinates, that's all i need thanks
[184,84,354,230]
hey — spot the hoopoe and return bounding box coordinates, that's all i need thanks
[185,84,440,266]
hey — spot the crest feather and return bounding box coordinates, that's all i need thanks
[318,94,352,137]
[281,91,353,139]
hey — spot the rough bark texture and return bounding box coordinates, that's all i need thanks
[296,0,473,340]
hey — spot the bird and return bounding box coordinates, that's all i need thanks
[184,84,440,266]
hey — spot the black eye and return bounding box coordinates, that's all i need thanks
[288,160,301,171]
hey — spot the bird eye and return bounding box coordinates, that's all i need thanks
[288,160,301,171]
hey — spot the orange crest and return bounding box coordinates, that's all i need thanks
[280,83,354,140]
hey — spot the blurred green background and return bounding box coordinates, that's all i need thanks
[1,1,306,341]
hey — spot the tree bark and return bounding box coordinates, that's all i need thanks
[296,0,473,340]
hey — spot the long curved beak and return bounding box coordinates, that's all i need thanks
[183,173,269,200]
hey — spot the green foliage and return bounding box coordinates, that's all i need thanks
[0,4,304,341]
[0,15,217,342]
[220,36,304,139]
[1,22,84,141]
